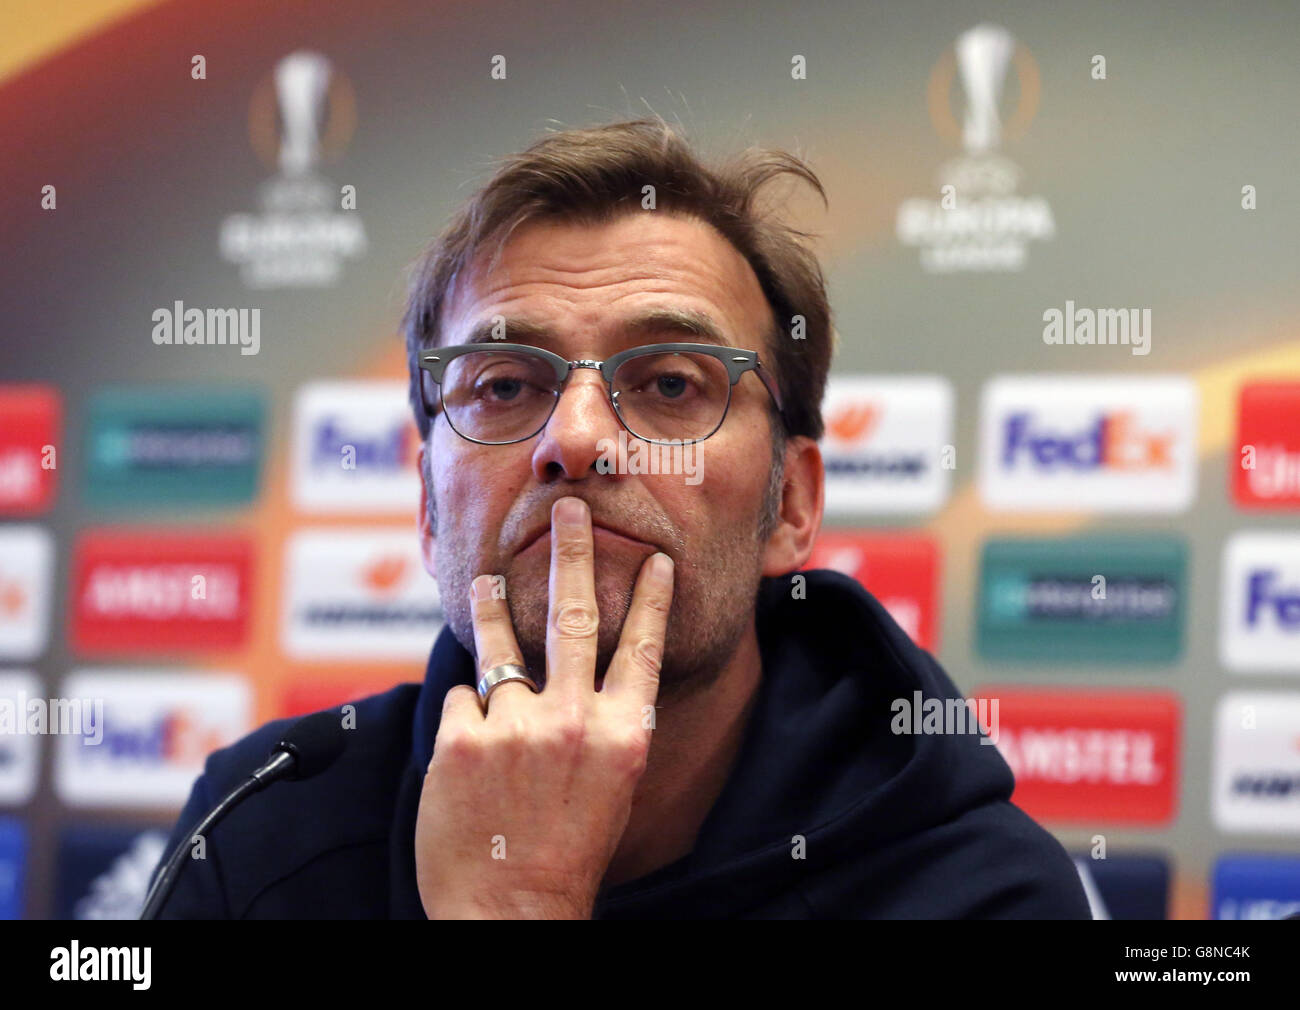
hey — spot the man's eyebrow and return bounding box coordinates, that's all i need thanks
[461,318,555,346]
[617,307,730,345]
[457,307,733,348]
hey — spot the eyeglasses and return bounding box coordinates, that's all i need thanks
[418,341,785,446]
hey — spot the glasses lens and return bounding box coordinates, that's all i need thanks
[441,350,558,443]
[612,351,731,442]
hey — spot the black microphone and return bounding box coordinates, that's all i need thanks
[139,710,348,919]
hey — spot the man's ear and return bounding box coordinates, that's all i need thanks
[761,435,824,577]
[417,442,437,580]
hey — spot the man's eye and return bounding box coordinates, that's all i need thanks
[655,374,689,398]
[479,377,524,401]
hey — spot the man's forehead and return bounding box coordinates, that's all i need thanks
[455,306,738,351]
[440,213,771,347]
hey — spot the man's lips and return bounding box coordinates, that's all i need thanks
[517,519,658,557]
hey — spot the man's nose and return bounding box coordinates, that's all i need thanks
[530,369,625,481]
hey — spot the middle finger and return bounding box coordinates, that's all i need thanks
[546,495,599,702]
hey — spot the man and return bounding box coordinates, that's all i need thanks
[155,117,1091,919]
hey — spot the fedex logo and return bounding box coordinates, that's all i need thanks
[55,671,250,808]
[1220,533,1300,672]
[1246,570,1300,627]
[292,381,420,513]
[95,711,230,764]
[973,687,1181,825]
[0,385,60,515]
[311,416,412,470]
[979,376,1197,512]
[1000,412,1174,470]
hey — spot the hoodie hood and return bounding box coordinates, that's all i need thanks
[408,568,1053,918]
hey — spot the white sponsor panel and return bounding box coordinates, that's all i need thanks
[0,526,53,660]
[1220,532,1300,673]
[282,528,442,659]
[820,376,953,514]
[291,381,419,513]
[55,671,251,808]
[0,671,40,805]
[978,375,1198,512]
[1213,692,1300,833]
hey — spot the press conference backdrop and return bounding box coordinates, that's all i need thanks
[2,0,1299,920]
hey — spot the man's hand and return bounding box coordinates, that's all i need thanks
[414,495,675,919]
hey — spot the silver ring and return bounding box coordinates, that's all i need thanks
[476,663,541,712]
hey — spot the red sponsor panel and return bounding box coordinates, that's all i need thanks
[0,385,61,515]
[804,532,940,650]
[972,687,1181,825]
[70,530,254,653]
[1233,380,1300,508]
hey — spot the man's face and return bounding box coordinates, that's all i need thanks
[421,211,784,697]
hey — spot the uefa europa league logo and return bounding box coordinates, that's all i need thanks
[274,51,333,176]
[897,23,1055,272]
[955,24,1015,155]
[221,49,366,287]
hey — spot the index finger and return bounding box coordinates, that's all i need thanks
[545,495,599,700]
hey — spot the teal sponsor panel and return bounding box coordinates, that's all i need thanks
[83,386,265,508]
[977,536,1186,663]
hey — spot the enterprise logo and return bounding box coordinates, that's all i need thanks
[977,537,1185,663]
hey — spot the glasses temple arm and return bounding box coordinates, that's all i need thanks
[752,360,786,416]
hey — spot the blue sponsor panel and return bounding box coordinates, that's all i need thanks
[56,823,171,920]
[0,817,25,919]
[1071,853,1169,919]
[1212,854,1300,920]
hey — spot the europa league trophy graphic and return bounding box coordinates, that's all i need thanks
[956,24,1014,157]
[941,23,1023,198]
[275,51,333,178]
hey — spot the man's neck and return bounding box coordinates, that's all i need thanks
[601,619,763,889]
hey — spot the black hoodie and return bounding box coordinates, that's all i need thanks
[155,569,1091,919]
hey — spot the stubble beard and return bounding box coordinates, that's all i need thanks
[428,437,784,702]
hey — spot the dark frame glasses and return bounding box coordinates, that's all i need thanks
[417,341,785,446]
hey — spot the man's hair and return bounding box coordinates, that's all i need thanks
[401,117,833,447]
